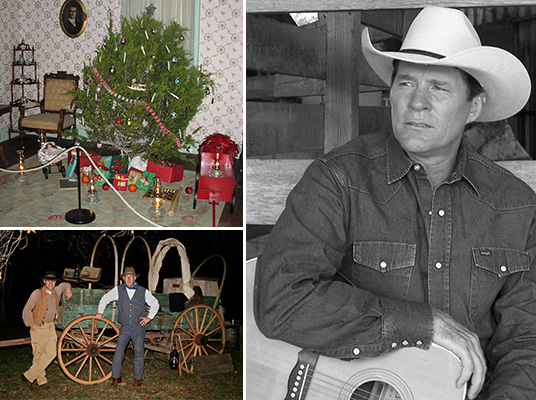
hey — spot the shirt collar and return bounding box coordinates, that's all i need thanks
[386,134,480,195]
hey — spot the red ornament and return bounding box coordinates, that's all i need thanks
[185,186,193,194]
[102,183,110,190]
[116,118,122,125]
[128,184,137,193]
[81,175,90,184]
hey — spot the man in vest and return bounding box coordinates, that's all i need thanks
[21,270,72,390]
[96,267,159,388]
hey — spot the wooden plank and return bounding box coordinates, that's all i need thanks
[246,14,326,79]
[246,159,313,225]
[0,337,32,347]
[247,0,536,13]
[325,12,362,151]
[246,75,325,99]
[497,161,536,193]
[246,160,536,226]
[361,10,405,36]
[246,102,324,157]
[191,353,234,376]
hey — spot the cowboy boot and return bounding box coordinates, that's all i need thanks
[134,379,142,387]
[110,377,122,388]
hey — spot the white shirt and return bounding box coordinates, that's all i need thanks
[97,285,160,320]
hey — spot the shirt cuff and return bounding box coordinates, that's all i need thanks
[380,297,434,352]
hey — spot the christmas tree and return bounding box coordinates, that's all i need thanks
[71,14,213,163]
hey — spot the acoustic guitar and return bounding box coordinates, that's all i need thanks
[246,258,466,400]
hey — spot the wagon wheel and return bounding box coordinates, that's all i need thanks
[59,163,66,177]
[171,304,226,373]
[42,166,49,179]
[57,315,120,385]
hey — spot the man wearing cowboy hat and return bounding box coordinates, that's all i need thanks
[254,6,536,399]
[96,267,159,388]
[21,270,72,390]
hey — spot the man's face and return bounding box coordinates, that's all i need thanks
[390,62,484,162]
[123,274,136,287]
[44,279,57,291]
[69,6,77,19]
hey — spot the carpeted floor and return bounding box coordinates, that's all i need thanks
[0,156,224,227]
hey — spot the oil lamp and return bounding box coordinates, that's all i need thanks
[85,176,99,204]
[16,149,30,186]
[148,177,166,223]
[209,147,223,178]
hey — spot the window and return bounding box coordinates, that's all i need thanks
[121,0,200,66]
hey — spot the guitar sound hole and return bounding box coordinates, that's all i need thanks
[354,381,403,400]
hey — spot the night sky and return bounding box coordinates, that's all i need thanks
[1,230,243,335]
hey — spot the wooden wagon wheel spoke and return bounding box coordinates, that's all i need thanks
[75,355,89,378]
[94,357,106,377]
[65,332,87,348]
[77,322,90,344]
[98,353,113,365]
[64,352,87,368]
[200,314,218,334]
[58,315,120,385]
[98,333,119,348]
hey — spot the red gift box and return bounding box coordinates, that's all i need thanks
[112,173,129,191]
[67,150,100,173]
[146,161,184,183]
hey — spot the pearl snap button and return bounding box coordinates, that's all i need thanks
[353,347,360,356]
[438,210,445,217]
[402,340,409,346]
[435,262,442,269]
[391,342,397,348]
[413,164,421,171]
[379,261,387,269]
[500,265,507,273]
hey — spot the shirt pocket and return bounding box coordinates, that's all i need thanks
[352,241,416,298]
[470,247,530,322]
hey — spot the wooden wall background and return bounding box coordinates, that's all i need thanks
[246,0,536,225]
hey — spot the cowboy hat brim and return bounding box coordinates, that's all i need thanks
[362,28,531,122]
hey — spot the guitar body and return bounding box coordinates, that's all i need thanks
[246,259,466,400]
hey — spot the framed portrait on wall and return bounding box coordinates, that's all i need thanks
[60,0,87,38]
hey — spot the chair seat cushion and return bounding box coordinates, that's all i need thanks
[21,113,75,131]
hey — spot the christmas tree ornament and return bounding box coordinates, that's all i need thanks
[151,28,157,34]
[102,183,110,190]
[127,118,132,126]
[110,66,115,73]
[143,120,149,127]
[81,175,90,184]
[145,31,149,40]
[121,38,126,45]
[185,186,193,194]
[171,112,177,118]
[171,56,178,63]
[128,183,138,192]
[116,118,122,125]
[175,78,181,84]
[97,142,103,149]
[179,35,184,41]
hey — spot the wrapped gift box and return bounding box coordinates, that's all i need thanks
[111,155,129,175]
[94,155,114,186]
[128,167,143,186]
[112,173,129,191]
[66,150,100,176]
[146,161,184,183]
[136,171,156,191]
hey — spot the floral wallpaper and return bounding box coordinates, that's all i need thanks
[0,0,242,147]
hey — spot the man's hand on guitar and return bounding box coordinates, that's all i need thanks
[432,308,486,400]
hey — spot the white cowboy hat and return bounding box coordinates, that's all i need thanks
[362,6,531,122]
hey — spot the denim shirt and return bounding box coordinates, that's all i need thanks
[254,132,536,398]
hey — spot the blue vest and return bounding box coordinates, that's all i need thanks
[117,284,147,326]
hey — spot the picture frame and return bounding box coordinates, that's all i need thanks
[60,0,87,38]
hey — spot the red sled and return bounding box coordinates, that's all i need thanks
[146,160,184,183]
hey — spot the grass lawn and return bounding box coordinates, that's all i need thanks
[0,344,242,399]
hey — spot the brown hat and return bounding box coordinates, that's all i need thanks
[120,267,139,278]
[42,271,60,281]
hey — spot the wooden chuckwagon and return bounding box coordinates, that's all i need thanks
[54,234,227,385]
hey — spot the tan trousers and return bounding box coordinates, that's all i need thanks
[23,322,57,385]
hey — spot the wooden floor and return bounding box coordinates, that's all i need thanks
[0,134,243,228]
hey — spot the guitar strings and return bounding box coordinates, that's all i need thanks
[301,367,394,400]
